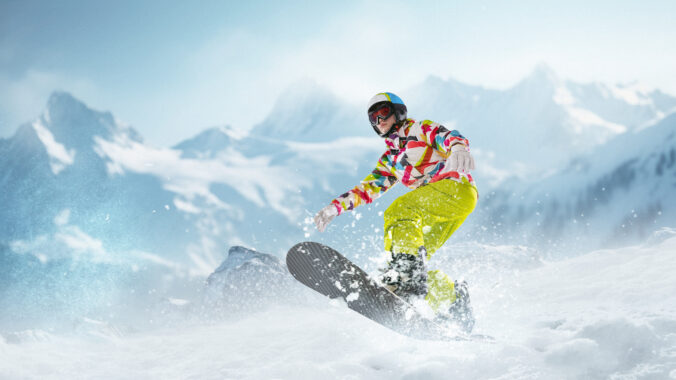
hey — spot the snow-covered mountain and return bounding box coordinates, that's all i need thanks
[404,63,676,173]
[202,246,303,314]
[1,93,310,273]
[0,90,397,263]
[3,72,674,264]
[249,78,368,142]
[471,111,676,250]
[0,92,196,261]
[172,125,245,159]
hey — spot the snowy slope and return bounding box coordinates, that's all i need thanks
[2,232,675,379]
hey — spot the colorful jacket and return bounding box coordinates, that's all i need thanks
[332,119,476,215]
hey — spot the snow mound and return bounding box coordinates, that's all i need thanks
[202,246,305,314]
[542,318,666,379]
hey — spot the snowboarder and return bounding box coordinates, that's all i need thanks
[313,92,478,331]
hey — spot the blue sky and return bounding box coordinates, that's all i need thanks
[1,0,675,146]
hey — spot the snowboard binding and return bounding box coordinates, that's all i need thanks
[379,248,428,301]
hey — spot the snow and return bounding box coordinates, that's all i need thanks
[9,213,183,271]
[167,298,190,306]
[608,83,653,106]
[285,136,383,168]
[2,235,675,379]
[53,226,107,259]
[553,86,575,106]
[93,133,312,223]
[172,197,202,214]
[32,119,75,174]
[566,107,628,134]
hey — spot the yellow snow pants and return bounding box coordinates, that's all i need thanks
[383,177,477,312]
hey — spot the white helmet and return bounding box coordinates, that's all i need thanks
[367,92,407,137]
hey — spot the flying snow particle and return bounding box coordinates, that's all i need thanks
[346,292,360,302]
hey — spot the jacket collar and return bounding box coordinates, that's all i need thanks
[384,119,414,151]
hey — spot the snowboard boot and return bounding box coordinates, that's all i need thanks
[436,280,475,333]
[379,247,428,302]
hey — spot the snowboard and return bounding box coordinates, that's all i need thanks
[286,241,483,341]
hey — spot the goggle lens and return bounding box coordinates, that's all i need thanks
[368,105,392,126]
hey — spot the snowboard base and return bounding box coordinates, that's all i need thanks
[286,241,492,342]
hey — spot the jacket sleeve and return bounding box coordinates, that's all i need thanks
[413,120,470,155]
[331,151,398,215]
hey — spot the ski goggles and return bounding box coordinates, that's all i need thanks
[368,105,393,126]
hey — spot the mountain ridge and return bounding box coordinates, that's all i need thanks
[1,66,674,269]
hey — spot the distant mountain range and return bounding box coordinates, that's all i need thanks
[0,91,383,277]
[404,63,676,174]
[1,64,675,275]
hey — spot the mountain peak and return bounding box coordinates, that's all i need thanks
[532,62,556,76]
[518,62,560,87]
[250,79,365,141]
[173,125,245,157]
[41,91,130,148]
[508,62,561,98]
[47,91,88,113]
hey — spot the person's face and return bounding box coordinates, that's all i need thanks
[376,113,396,135]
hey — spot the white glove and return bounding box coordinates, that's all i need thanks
[314,204,338,232]
[447,144,475,173]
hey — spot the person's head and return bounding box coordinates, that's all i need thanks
[367,92,407,137]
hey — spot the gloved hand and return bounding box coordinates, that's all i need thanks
[314,204,339,232]
[447,144,475,173]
